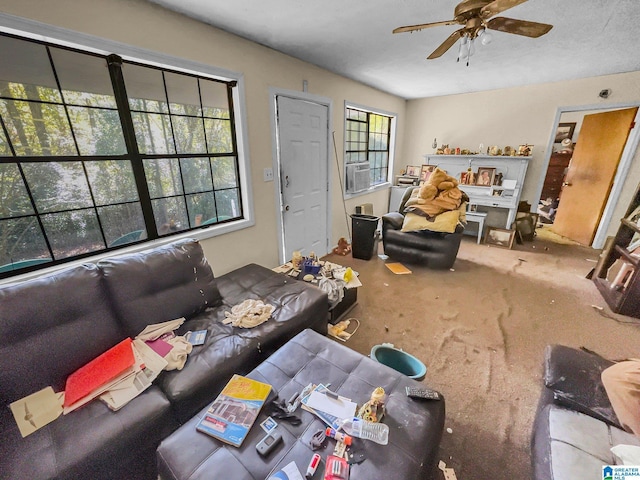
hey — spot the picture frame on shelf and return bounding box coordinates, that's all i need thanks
[420,165,436,185]
[459,170,475,185]
[475,167,496,187]
[485,227,516,249]
[554,123,576,144]
[405,165,420,177]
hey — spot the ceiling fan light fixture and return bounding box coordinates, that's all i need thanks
[480,31,493,45]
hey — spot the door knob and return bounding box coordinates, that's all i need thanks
[285,205,290,211]
[562,182,572,187]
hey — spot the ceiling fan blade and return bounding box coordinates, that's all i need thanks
[427,29,464,59]
[486,17,553,37]
[480,0,528,19]
[393,20,458,34]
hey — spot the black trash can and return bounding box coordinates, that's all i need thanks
[350,214,380,260]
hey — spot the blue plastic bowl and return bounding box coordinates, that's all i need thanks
[370,343,427,380]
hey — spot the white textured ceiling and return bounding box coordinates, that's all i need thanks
[148,0,640,100]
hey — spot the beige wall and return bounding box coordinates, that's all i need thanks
[403,72,640,240]
[0,0,406,274]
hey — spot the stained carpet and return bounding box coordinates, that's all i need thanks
[321,234,640,480]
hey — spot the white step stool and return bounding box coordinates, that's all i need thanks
[464,211,487,244]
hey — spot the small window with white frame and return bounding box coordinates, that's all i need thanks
[344,104,395,194]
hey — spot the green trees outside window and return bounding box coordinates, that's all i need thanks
[0,34,241,276]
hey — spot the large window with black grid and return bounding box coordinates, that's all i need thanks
[0,32,242,278]
[344,105,393,193]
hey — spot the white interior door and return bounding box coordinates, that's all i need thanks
[276,95,329,261]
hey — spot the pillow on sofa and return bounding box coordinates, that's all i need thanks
[401,210,460,233]
[544,344,623,429]
[612,444,640,465]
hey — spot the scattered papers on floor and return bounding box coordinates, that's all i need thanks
[327,318,359,342]
[438,460,458,480]
[10,387,63,437]
[385,262,412,275]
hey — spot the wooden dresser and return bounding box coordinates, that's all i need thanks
[541,152,572,201]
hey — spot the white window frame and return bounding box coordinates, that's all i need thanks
[343,101,396,199]
[0,13,254,284]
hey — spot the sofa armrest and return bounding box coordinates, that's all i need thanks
[382,212,404,230]
[543,344,621,428]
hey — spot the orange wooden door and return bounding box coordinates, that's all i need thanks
[552,107,638,245]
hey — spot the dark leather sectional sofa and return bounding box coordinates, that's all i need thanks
[0,239,328,480]
[531,344,640,480]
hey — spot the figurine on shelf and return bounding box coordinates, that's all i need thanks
[357,387,386,423]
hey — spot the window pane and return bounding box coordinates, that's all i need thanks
[172,116,206,154]
[123,64,168,113]
[131,112,175,154]
[181,157,213,194]
[85,160,139,205]
[200,80,229,118]
[99,203,147,247]
[205,118,232,153]
[151,197,188,235]
[22,161,92,212]
[41,209,104,259]
[0,36,61,102]
[144,158,183,198]
[211,156,238,189]
[0,127,10,156]
[68,107,126,155]
[0,100,76,156]
[186,192,216,226]
[0,163,34,217]
[214,188,240,220]
[0,217,51,267]
[51,48,117,108]
[165,72,201,116]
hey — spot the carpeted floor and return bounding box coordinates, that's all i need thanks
[322,233,640,480]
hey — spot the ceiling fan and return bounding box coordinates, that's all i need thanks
[393,0,553,61]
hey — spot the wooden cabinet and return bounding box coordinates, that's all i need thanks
[593,184,640,318]
[541,152,572,201]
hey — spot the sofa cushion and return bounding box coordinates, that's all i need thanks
[543,344,621,428]
[532,404,640,480]
[0,264,124,404]
[156,263,329,421]
[99,238,221,337]
[0,386,174,480]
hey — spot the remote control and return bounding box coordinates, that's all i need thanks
[405,386,440,400]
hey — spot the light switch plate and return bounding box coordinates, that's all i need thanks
[263,168,274,182]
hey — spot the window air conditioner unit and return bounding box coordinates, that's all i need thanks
[346,162,371,193]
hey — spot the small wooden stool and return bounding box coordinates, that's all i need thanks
[465,211,487,244]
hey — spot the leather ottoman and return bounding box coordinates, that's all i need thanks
[157,329,445,480]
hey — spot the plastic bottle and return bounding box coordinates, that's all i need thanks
[337,417,389,445]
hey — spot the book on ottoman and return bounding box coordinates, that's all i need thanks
[196,374,271,447]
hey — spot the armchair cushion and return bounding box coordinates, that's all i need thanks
[401,209,461,234]
[381,211,405,230]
